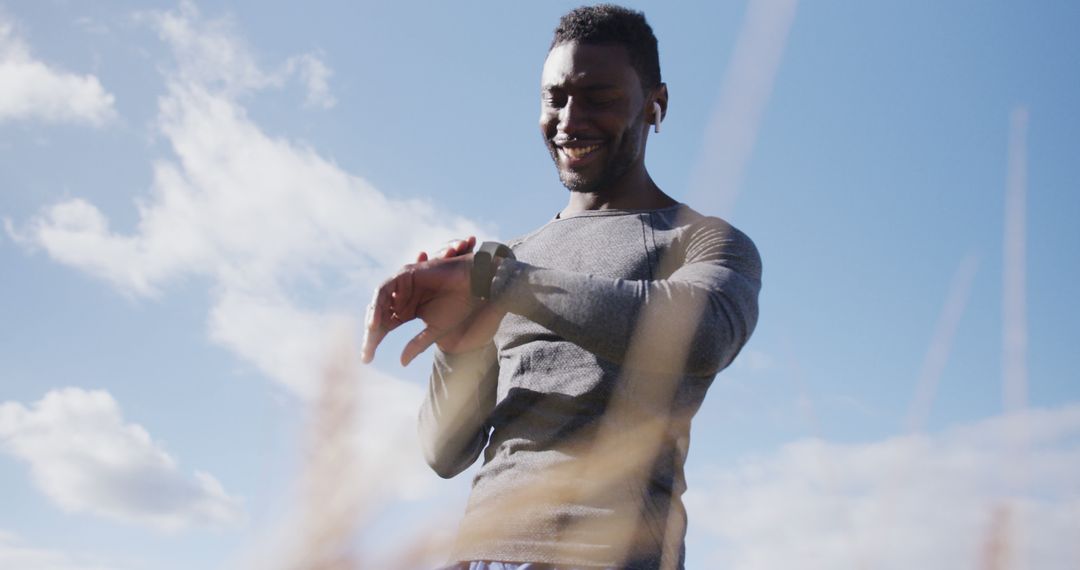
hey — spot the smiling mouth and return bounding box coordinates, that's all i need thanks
[559,144,601,160]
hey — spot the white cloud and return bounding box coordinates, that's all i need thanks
[350,365,433,503]
[73,17,110,37]
[0,529,119,570]
[143,2,276,97]
[0,18,116,125]
[0,389,244,531]
[8,2,486,507]
[286,53,336,109]
[143,2,335,108]
[13,2,484,385]
[685,404,1080,570]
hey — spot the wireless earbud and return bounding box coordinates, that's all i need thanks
[653,101,662,133]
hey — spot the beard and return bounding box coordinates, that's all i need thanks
[556,143,635,194]
[548,116,645,195]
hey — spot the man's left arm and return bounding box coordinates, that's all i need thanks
[491,220,761,375]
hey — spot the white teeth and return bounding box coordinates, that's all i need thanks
[562,145,600,159]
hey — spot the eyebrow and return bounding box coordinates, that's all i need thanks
[542,83,621,92]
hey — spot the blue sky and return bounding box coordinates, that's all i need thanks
[1,1,1078,569]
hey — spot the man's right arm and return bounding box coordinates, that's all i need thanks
[417,342,499,479]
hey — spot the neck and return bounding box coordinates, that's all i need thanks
[560,167,676,216]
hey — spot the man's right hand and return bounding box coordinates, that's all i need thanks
[361,236,505,366]
[414,236,476,263]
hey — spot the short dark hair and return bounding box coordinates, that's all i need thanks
[549,4,662,90]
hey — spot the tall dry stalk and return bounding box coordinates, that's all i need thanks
[979,505,1013,570]
[987,106,1030,570]
[275,329,365,570]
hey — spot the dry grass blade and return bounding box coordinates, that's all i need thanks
[276,329,365,570]
[688,0,799,216]
[979,504,1013,570]
[906,255,980,433]
[1002,107,1029,418]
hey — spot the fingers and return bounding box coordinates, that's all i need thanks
[401,326,439,367]
[390,268,417,321]
[360,272,414,363]
[361,252,474,365]
[435,236,478,259]
[360,289,389,363]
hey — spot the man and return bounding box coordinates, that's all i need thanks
[361,5,761,569]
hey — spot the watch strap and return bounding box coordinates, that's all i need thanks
[471,241,515,299]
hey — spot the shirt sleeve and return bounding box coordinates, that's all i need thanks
[489,217,762,377]
[417,342,499,478]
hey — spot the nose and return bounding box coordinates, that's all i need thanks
[557,97,587,135]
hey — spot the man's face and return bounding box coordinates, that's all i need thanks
[540,41,650,194]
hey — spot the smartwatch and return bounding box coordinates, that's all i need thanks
[471,241,515,299]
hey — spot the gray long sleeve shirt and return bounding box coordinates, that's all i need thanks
[418,204,761,569]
